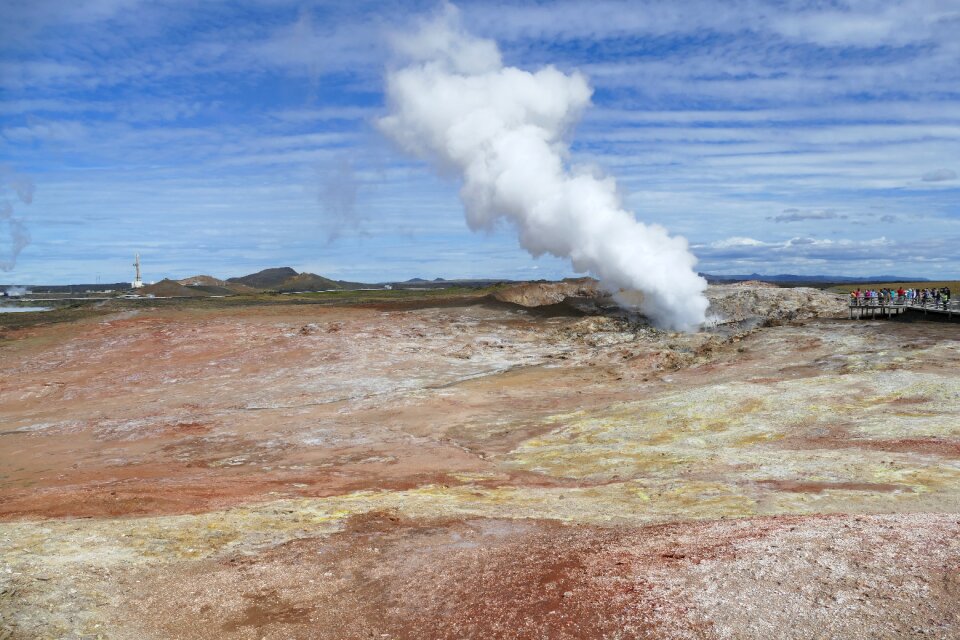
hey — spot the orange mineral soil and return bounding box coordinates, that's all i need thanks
[2,287,959,638]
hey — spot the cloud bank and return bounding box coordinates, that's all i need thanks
[3,1,960,283]
[379,5,708,330]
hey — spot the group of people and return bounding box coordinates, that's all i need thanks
[850,286,952,308]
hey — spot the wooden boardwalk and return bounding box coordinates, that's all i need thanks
[849,299,960,321]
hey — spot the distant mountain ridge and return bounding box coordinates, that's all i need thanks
[8,270,938,297]
[703,273,930,284]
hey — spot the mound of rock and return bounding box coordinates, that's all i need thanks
[493,278,602,307]
[707,284,846,326]
[492,279,844,329]
[178,275,229,287]
[177,275,258,294]
[136,279,209,297]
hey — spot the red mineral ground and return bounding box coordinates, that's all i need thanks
[2,283,959,638]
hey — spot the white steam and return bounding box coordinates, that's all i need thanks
[378,5,708,330]
[4,286,28,297]
[0,168,33,272]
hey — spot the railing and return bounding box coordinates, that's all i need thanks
[914,298,960,312]
[849,297,960,313]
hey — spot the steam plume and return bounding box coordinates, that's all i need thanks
[317,158,363,243]
[379,5,708,330]
[0,169,33,272]
[4,286,28,297]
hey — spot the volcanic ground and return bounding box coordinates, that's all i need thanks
[1,283,959,639]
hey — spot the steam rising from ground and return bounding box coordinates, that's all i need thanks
[317,158,366,243]
[379,5,708,330]
[1,168,33,272]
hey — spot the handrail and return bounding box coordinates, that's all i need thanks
[849,298,960,311]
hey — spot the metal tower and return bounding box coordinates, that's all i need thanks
[132,253,144,289]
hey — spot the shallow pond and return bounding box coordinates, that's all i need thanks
[0,306,52,313]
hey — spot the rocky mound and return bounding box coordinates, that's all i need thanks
[707,284,847,326]
[493,278,602,307]
[136,279,209,297]
[275,272,341,292]
[732,279,779,288]
[492,279,844,328]
[178,275,258,295]
[227,267,299,289]
[178,275,228,287]
[226,267,345,292]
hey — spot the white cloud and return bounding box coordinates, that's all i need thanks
[709,237,769,249]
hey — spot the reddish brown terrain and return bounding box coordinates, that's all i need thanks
[2,283,960,638]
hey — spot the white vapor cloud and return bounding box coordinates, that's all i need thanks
[317,158,363,243]
[378,4,708,330]
[0,169,33,271]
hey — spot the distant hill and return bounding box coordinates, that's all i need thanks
[178,275,258,294]
[225,267,372,292]
[703,273,930,285]
[137,279,209,297]
[275,272,341,292]
[177,274,228,287]
[402,277,461,283]
[227,267,299,289]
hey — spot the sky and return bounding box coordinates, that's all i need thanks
[2,0,959,284]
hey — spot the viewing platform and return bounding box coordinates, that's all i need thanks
[849,299,960,321]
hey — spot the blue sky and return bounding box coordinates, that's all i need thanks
[2,0,959,284]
